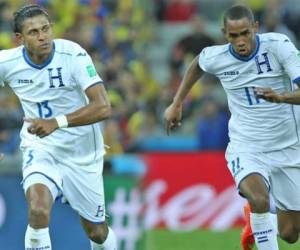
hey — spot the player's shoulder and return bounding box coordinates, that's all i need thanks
[259,32,292,44]
[200,44,229,61]
[54,39,87,57]
[0,46,23,65]
[199,44,229,73]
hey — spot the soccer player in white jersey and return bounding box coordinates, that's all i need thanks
[165,4,300,250]
[0,4,117,250]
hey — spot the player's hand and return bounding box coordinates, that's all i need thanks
[24,117,58,138]
[0,153,4,161]
[254,87,284,103]
[164,103,182,135]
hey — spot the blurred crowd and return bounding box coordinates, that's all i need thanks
[1,0,300,159]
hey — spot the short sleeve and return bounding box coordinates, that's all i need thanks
[0,60,5,87]
[0,70,5,87]
[72,49,103,90]
[276,38,300,84]
[198,47,213,74]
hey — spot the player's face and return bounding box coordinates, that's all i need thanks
[16,15,53,62]
[223,17,258,57]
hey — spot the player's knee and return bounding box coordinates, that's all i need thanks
[28,205,50,227]
[248,194,269,213]
[87,224,108,244]
[279,226,298,244]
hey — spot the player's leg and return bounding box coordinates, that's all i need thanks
[241,202,255,250]
[24,182,54,249]
[22,148,62,250]
[276,210,300,243]
[239,174,279,250]
[270,153,300,244]
[239,174,269,212]
[268,143,300,244]
[241,194,278,250]
[61,158,117,249]
[226,151,279,250]
[80,217,117,250]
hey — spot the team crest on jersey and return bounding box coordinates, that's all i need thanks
[297,52,300,60]
[255,52,272,74]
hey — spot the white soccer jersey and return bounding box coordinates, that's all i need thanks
[0,39,105,165]
[199,33,300,153]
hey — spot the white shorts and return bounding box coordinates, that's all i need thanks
[226,143,300,211]
[21,147,106,223]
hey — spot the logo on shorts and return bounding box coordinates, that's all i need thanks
[95,205,104,217]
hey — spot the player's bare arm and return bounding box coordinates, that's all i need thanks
[65,83,111,126]
[254,87,286,103]
[255,81,300,104]
[164,55,203,135]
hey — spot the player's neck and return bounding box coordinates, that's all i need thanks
[27,52,51,65]
[25,44,54,65]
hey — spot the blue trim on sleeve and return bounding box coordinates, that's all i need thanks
[85,81,103,91]
[292,76,300,84]
[22,42,55,69]
[229,35,260,62]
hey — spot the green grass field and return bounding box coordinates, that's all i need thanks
[141,229,300,250]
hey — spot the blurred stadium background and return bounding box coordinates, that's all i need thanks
[0,0,300,249]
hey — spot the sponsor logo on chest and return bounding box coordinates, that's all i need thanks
[18,79,33,85]
[223,71,239,76]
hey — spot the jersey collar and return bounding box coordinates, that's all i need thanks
[22,42,55,69]
[229,34,260,62]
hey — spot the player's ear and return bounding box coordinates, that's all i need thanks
[15,33,24,45]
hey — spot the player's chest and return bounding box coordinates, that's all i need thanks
[217,51,282,85]
[7,64,74,94]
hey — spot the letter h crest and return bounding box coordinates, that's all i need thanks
[48,67,65,88]
[255,53,272,74]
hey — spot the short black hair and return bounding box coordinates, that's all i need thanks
[223,5,254,27]
[13,4,50,33]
